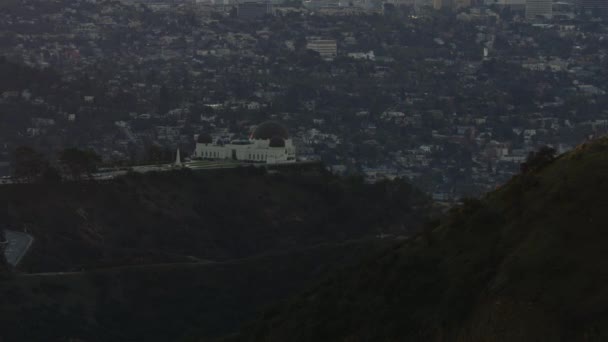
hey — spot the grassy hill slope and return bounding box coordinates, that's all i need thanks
[0,166,431,272]
[228,138,608,342]
[0,165,433,341]
[0,238,392,342]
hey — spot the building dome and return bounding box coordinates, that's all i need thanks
[197,133,213,144]
[251,121,289,140]
[269,136,286,147]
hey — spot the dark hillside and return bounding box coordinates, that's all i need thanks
[0,166,434,341]
[228,138,608,342]
[0,238,392,342]
[0,166,431,272]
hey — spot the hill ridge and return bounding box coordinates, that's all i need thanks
[227,137,608,342]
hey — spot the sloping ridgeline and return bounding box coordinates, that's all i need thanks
[226,138,608,342]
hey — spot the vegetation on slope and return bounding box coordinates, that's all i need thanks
[0,165,431,273]
[228,138,608,342]
[0,164,434,341]
[0,239,392,342]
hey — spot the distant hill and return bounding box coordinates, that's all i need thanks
[227,138,608,342]
[0,166,432,273]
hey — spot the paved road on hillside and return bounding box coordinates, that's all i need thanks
[21,260,217,277]
[19,236,382,278]
[1,160,319,185]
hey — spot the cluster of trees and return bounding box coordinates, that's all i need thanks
[145,144,175,165]
[11,146,101,183]
[520,146,557,174]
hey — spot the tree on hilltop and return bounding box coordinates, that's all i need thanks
[520,146,556,174]
[12,146,58,183]
[59,148,101,181]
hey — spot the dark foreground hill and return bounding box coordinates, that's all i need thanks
[0,165,433,341]
[226,139,608,342]
[0,166,431,272]
[0,238,392,342]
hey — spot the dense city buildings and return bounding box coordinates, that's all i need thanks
[1,0,608,201]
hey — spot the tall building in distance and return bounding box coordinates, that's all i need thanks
[306,38,338,61]
[237,1,273,19]
[433,0,471,10]
[486,0,526,12]
[525,0,553,19]
[303,0,341,9]
[553,1,575,19]
[577,0,608,16]
[414,0,434,9]
[433,0,449,9]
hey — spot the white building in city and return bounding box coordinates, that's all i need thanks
[306,38,338,61]
[193,121,296,164]
[526,0,553,19]
[237,1,274,19]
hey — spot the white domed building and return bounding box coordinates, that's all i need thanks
[193,121,296,164]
